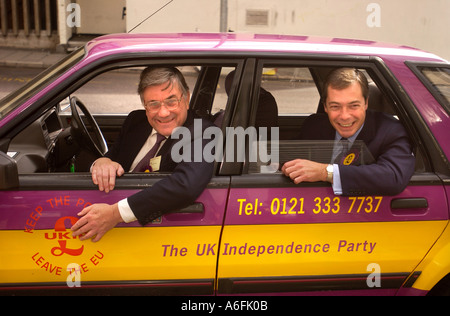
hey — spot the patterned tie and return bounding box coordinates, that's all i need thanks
[133,133,166,172]
[333,138,350,164]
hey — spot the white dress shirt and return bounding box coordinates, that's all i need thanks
[118,130,166,223]
[331,124,363,195]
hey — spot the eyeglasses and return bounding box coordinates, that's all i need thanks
[144,94,184,113]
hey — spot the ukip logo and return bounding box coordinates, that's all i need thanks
[45,216,84,257]
[343,150,360,166]
[26,196,105,280]
[30,214,105,278]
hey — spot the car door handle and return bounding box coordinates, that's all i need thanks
[173,202,204,214]
[390,198,428,210]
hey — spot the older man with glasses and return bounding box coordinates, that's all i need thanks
[71,67,215,242]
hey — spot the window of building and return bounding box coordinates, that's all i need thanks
[246,10,269,26]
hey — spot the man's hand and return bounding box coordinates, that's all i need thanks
[281,159,328,184]
[71,203,123,242]
[91,157,125,193]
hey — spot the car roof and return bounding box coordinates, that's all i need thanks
[84,33,447,63]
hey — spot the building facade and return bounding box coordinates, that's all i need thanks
[0,0,448,60]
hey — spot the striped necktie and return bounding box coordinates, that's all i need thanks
[133,133,166,172]
[333,138,350,164]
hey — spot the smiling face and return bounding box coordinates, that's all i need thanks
[324,81,368,139]
[143,81,190,137]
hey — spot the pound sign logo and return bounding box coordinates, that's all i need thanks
[48,216,84,257]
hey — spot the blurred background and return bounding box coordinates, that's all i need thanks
[0,0,448,60]
[0,0,448,110]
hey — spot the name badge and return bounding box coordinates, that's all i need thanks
[150,156,161,172]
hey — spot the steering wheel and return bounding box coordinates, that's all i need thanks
[70,96,108,157]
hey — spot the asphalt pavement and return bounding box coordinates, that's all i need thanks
[0,48,69,100]
[0,47,68,69]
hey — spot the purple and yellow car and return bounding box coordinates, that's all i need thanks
[0,33,449,296]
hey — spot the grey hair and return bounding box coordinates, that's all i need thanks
[138,67,190,103]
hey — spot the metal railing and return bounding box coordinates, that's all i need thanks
[0,0,57,37]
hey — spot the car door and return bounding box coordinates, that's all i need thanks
[216,58,449,295]
[0,172,229,295]
[0,57,240,295]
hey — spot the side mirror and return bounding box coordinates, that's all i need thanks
[0,151,19,189]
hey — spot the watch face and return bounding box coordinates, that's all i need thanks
[327,164,333,172]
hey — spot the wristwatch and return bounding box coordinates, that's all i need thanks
[326,164,333,183]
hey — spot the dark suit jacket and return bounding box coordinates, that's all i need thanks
[299,110,415,196]
[105,110,215,225]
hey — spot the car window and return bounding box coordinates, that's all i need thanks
[249,140,375,174]
[8,64,239,174]
[69,65,235,118]
[419,66,450,109]
[211,67,235,115]
[0,47,85,120]
[70,67,202,115]
[260,67,320,115]
[248,64,425,175]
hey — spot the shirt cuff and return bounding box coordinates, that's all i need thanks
[118,198,137,223]
[332,164,343,195]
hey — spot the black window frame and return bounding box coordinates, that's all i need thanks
[246,56,434,176]
[406,61,450,115]
[1,53,248,188]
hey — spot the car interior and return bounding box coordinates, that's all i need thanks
[4,62,426,177]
